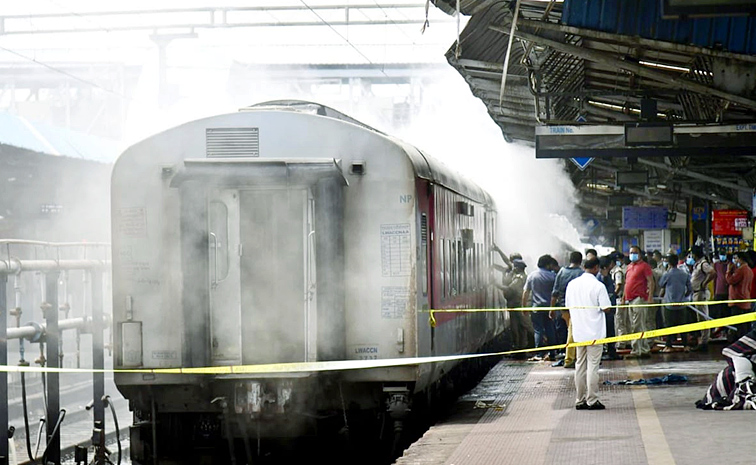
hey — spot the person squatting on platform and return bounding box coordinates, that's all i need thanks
[623,246,655,359]
[696,328,756,410]
[566,257,612,410]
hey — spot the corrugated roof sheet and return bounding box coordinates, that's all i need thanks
[432,0,756,219]
[434,0,756,145]
[562,0,756,55]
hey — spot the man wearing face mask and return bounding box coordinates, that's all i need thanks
[611,253,628,349]
[623,246,655,359]
[689,245,716,351]
[726,252,754,339]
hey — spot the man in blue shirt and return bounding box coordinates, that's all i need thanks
[659,253,693,352]
[551,251,584,368]
[523,254,558,361]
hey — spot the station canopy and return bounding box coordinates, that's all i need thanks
[433,0,756,226]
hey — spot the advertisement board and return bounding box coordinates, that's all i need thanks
[712,209,749,236]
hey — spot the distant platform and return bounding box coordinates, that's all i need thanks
[397,346,752,465]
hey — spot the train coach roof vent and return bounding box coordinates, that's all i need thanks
[206,127,259,158]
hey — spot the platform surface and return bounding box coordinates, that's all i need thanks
[396,347,754,465]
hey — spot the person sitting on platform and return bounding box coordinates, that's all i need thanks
[696,328,756,410]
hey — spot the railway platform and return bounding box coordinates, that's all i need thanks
[397,344,753,465]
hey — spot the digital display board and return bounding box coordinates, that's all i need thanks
[622,206,668,230]
[625,123,673,146]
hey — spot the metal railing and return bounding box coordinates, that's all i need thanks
[1,240,111,465]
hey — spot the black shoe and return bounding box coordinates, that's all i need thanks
[575,401,589,410]
[587,400,606,410]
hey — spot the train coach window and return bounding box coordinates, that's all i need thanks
[457,240,464,293]
[473,244,478,291]
[450,240,457,296]
[440,236,445,299]
[209,201,229,282]
[444,239,450,298]
[421,214,428,296]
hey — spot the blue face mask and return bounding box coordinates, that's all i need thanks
[629,253,639,262]
[736,261,742,268]
[686,256,695,266]
[615,260,622,267]
[662,261,669,268]
[719,255,727,262]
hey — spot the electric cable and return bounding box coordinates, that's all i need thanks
[41,408,66,465]
[20,372,36,464]
[33,418,45,459]
[103,396,122,465]
[299,0,388,76]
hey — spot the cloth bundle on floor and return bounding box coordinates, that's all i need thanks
[604,374,688,385]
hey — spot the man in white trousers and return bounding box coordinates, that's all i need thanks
[565,257,613,410]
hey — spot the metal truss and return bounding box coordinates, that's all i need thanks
[0,3,447,36]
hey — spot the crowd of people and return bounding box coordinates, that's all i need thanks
[493,244,756,410]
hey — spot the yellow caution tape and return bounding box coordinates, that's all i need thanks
[427,298,756,319]
[1,311,754,376]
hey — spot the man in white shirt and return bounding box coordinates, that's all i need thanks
[566,257,613,410]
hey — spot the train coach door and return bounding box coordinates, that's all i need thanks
[208,189,243,365]
[239,188,313,364]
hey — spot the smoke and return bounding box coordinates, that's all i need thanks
[387,71,584,268]
[122,62,585,268]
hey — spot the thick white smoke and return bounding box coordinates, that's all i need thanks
[388,72,584,267]
[123,57,584,268]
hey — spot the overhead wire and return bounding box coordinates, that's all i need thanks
[298,0,389,76]
[0,45,136,102]
[371,1,418,45]
[44,0,112,33]
[1,2,440,104]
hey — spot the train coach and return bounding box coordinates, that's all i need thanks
[110,100,506,463]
